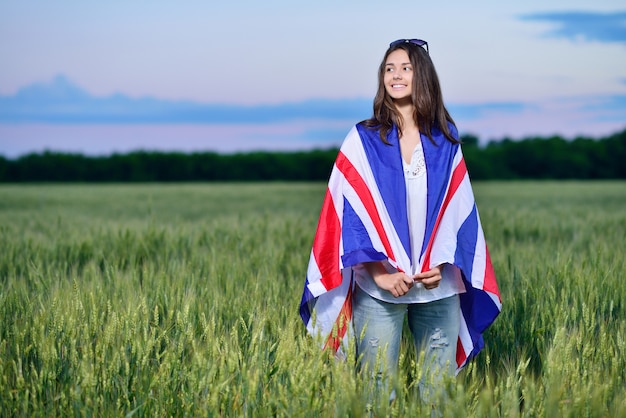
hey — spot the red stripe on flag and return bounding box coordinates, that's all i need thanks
[421,157,468,272]
[335,151,397,264]
[313,188,343,291]
[324,280,354,352]
[456,337,468,368]
[482,245,500,298]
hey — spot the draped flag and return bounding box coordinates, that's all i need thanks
[299,122,501,372]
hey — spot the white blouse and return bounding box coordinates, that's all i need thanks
[354,140,465,303]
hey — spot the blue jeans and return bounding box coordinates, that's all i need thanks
[352,284,460,398]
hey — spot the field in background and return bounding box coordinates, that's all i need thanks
[1,182,625,416]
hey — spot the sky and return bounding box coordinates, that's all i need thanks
[0,0,625,157]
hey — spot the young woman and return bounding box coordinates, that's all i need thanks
[300,39,501,399]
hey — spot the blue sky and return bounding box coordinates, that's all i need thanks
[0,0,625,157]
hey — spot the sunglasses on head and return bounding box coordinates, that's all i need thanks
[389,38,429,53]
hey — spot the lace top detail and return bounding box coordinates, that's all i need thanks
[403,140,426,179]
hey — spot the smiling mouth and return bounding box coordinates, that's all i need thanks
[391,84,406,88]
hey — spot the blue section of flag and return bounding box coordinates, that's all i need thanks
[299,279,314,325]
[355,124,411,262]
[341,197,387,266]
[454,204,479,280]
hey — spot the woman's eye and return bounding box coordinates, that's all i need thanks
[403,66,412,72]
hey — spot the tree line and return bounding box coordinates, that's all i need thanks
[1,128,625,182]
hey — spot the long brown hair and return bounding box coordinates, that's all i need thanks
[364,41,459,145]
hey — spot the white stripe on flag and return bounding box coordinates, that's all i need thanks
[488,290,503,310]
[307,278,328,298]
[471,227,487,290]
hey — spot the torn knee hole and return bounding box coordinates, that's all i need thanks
[429,328,449,349]
[368,337,380,347]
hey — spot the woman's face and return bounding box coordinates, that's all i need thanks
[383,48,413,103]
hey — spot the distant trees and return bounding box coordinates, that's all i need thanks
[0,149,340,182]
[461,129,626,180]
[1,129,625,182]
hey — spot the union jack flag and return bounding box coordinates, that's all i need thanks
[299,122,501,372]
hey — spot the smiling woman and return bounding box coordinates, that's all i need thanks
[299,38,501,409]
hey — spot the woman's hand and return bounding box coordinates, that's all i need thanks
[373,272,415,297]
[363,262,414,297]
[413,265,443,290]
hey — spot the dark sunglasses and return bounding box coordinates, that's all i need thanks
[389,38,428,53]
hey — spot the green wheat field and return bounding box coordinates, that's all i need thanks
[1,181,625,417]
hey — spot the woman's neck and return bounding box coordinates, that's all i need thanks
[395,102,418,134]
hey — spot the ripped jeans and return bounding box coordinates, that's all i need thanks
[352,284,460,399]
